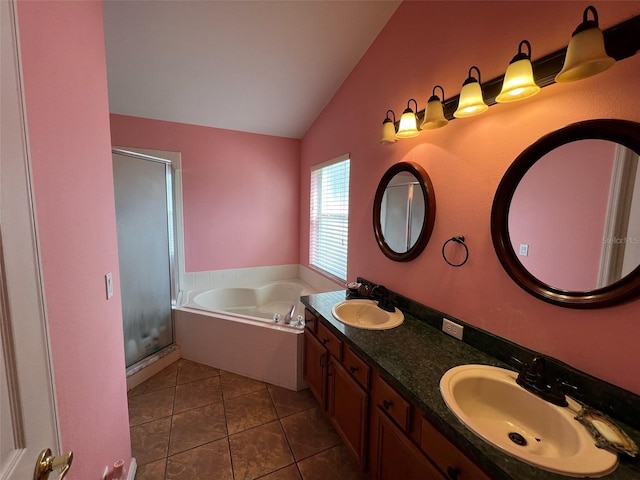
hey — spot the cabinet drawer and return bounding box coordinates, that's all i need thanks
[317,321,343,361]
[304,308,317,334]
[420,417,491,480]
[374,375,410,431]
[343,346,370,390]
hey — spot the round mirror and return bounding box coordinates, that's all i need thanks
[373,162,436,262]
[491,119,640,308]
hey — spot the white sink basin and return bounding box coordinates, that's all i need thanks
[440,364,618,477]
[331,299,403,330]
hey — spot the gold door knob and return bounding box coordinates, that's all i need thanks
[34,448,73,480]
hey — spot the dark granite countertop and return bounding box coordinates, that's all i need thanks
[301,290,640,480]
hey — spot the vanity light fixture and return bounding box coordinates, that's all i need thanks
[453,66,488,118]
[380,110,398,144]
[396,98,420,138]
[555,5,615,83]
[378,7,639,145]
[421,85,449,130]
[496,40,540,103]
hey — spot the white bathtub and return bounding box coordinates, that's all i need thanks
[183,282,306,323]
[175,280,313,390]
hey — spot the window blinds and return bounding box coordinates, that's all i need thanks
[310,156,350,281]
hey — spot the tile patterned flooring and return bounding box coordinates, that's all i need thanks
[129,359,366,480]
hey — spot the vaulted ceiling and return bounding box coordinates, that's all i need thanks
[102,0,400,139]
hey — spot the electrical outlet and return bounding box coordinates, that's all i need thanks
[442,318,464,341]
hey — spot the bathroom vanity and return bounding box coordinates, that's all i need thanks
[301,290,640,480]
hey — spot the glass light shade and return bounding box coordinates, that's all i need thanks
[421,97,448,130]
[496,58,540,103]
[380,119,398,144]
[555,27,615,83]
[454,81,488,118]
[396,109,420,138]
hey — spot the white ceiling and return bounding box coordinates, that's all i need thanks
[102,0,400,139]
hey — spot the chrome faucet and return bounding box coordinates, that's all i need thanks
[284,304,296,325]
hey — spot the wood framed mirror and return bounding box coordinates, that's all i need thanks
[373,162,436,262]
[491,119,640,308]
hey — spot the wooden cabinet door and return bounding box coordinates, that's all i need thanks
[328,358,368,470]
[370,407,444,480]
[304,328,327,408]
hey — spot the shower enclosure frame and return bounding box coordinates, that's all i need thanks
[112,148,179,373]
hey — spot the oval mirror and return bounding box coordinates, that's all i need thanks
[373,162,436,262]
[491,119,640,308]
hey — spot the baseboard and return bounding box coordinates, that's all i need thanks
[127,458,137,480]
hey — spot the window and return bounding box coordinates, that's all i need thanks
[310,155,350,281]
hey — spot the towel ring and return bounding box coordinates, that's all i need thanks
[442,235,469,267]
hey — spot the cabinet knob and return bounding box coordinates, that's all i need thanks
[349,365,358,374]
[322,338,329,345]
[447,466,460,480]
[319,353,327,368]
[382,399,393,410]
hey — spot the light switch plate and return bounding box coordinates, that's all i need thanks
[105,272,113,299]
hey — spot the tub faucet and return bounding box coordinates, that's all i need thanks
[284,304,296,325]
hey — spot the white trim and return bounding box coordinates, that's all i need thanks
[8,5,59,431]
[598,144,637,287]
[309,156,350,281]
[1,0,60,474]
[127,457,137,480]
[111,147,172,165]
[310,152,350,171]
[298,264,343,291]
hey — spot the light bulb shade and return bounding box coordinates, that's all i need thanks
[496,58,540,103]
[555,27,615,82]
[380,119,398,144]
[421,96,448,130]
[396,108,420,138]
[454,80,488,118]
[555,7,615,83]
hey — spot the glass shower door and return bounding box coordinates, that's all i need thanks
[112,150,175,368]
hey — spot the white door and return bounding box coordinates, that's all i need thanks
[1,1,66,479]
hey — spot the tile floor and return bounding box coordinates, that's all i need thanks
[129,359,366,480]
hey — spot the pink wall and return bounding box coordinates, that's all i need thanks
[301,1,640,395]
[509,140,615,290]
[17,1,131,478]
[109,115,301,272]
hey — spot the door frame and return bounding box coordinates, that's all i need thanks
[598,144,639,287]
[1,0,61,476]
